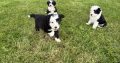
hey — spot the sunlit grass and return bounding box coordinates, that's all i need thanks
[0,0,120,63]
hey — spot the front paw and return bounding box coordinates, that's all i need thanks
[98,25,102,28]
[86,23,90,25]
[55,38,61,42]
[48,31,54,37]
[92,27,97,29]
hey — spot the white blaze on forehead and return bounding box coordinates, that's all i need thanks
[50,16,56,22]
[50,15,59,23]
[53,14,59,19]
[49,1,52,4]
[49,0,54,1]
[51,13,59,19]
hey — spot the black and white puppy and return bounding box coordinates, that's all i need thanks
[86,5,107,29]
[28,13,64,42]
[46,0,57,14]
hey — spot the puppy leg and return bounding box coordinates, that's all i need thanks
[93,22,99,29]
[35,27,40,31]
[48,31,54,37]
[54,31,61,42]
[86,20,92,25]
[35,25,40,31]
[46,9,50,14]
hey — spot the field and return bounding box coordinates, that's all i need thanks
[0,0,120,63]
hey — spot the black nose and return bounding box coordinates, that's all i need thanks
[91,14,93,16]
[55,27,57,28]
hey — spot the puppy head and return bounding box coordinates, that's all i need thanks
[49,13,64,31]
[47,0,56,7]
[90,5,102,17]
[49,14,60,31]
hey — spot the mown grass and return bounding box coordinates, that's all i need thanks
[0,0,120,63]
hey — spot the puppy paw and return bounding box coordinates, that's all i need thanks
[48,31,54,37]
[55,38,61,42]
[92,27,97,29]
[98,26,102,28]
[86,23,90,25]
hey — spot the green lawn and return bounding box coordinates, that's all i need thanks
[0,0,120,63]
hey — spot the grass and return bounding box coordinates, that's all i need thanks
[0,0,120,63]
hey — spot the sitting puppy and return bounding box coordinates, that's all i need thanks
[46,0,57,14]
[28,13,64,42]
[86,5,107,29]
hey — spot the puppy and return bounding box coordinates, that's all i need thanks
[28,13,64,42]
[46,0,57,14]
[86,5,107,29]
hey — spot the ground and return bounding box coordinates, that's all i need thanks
[0,0,120,63]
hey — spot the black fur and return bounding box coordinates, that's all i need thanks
[97,14,107,27]
[29,14,51,32]
[94,8,101,14]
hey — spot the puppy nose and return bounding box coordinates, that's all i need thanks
[91,14,93,16]
[49,4,52,6]
[55,27,57,29]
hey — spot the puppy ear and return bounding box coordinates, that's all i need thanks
[97,8,101,11]
[94,8,101,14]
[53,1,56,6]
[47,1,50,6]
[56,14,64,23]
[59,14,65,18]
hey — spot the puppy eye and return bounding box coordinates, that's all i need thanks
[51,22,53,23]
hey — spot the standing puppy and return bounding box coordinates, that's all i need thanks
[28,13,64,42]
[46,0,57,14]
[86,5,107,29]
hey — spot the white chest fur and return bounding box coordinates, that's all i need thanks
[48,6,55,12]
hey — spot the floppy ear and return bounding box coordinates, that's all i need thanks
[47,1,50,6]
[59,14,65,19]
[56,14,64,23]
[97,8,101,14]
[97,8,101,12]
[52,1,56,6]
[94,8,101,14]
